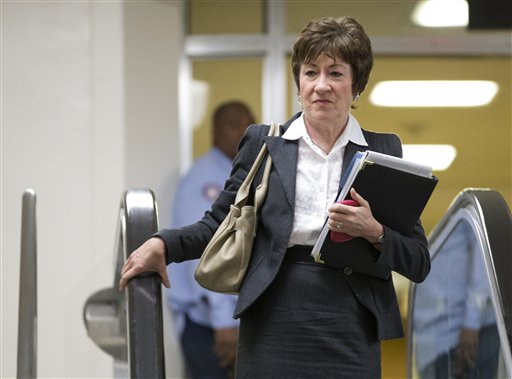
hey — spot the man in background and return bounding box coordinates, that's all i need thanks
[166,101,256,379]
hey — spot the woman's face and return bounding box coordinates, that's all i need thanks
[299,53,354,127]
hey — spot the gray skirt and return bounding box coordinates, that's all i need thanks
[235,260,381,379]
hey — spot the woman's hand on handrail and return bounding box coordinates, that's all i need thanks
[118,237,170,291]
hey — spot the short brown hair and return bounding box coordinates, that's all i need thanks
[291,17,373,97]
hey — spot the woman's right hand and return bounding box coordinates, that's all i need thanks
[118,237,170,290]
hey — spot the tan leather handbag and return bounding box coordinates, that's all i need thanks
[194,122,279,294]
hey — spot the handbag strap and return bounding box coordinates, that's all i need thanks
[254,124,279,210]
[234,122,280,206]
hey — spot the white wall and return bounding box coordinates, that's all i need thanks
[123,2,184,378]
[123,1,182,231]
[1,1,183,377]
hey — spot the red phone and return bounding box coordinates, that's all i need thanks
[330,199,358,243]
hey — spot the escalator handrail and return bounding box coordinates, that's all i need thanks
[407,188,512,377]
[426,188,512,335]
[117,189,166,379]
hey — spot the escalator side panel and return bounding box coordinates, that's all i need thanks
[407,189,512,379]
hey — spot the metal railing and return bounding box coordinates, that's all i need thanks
[17,189,37,379]
[84,189,165,378]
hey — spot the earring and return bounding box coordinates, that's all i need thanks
[354,93,360,102]
[297,95,302,103]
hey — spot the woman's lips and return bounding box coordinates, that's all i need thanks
[313,99,331,104]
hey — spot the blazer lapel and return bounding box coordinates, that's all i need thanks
[342,142,361,174]
[264,127,367,209]
[339,140,369,191]
[265,136,298,209]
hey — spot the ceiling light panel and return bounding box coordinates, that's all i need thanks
[403,144,457,171]
[412,0,469,27]
[369,80,498,107]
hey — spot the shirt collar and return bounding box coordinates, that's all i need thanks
[282,112,368,147]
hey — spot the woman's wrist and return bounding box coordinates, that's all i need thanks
[368,224,384,245]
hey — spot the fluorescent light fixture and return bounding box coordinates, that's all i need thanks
[412,0,469,27]
[370,80,498,107]
[403,144,457,171]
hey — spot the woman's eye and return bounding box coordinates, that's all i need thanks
[330,71,343,77]
[304,70,316,77]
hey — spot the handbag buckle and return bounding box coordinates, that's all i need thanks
[313,253,325,264]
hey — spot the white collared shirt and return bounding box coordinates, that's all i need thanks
[282,113,368,247]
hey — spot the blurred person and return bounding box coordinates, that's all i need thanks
[167,101,255,379]
[120,17,430,378]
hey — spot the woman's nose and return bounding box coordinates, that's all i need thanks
[315,74,331,93]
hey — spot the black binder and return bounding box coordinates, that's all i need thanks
[311,150,439,278]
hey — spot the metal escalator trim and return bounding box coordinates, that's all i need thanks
[17,189,37,379]
[83,188,166,378]
[121,189,166,379]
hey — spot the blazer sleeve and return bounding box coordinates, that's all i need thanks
[155,123,268,264]
[365,132,431,283]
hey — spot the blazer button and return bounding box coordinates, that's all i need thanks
[343,267,353,276]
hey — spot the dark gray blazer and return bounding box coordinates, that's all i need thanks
[158,112,431,340]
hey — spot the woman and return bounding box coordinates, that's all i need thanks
[120,16,430,378]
